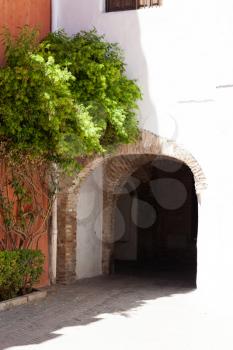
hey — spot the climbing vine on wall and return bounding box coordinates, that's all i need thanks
[0,26,141,249]
[0,155,56,250]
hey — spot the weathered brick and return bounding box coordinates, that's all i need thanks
[56,130,207,284]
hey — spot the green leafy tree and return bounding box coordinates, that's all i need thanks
[0,28,142,267]
[0,27,102,171]
[0,27,141,169]
[39,29,142,148]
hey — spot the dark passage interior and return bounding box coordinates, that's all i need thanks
[113,156,198,286]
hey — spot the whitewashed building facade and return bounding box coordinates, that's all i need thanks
[52,0,233,308]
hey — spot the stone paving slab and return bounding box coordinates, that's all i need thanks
[0,275,232,350]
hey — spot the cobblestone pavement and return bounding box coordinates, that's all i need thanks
[0,273,232,350]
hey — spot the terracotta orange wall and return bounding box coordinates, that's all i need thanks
[0,162,50,287]
[0,228,49,288]
[0,0,51,64]
[0,0,51,287]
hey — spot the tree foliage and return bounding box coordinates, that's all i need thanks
[39,29,141,149]
[0,27,103,171]
[0,27,141,171]
[0,27,141,260]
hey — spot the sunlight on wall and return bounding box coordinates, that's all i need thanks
[53,0,233,300]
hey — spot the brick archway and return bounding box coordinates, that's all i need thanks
[57,130,207,283]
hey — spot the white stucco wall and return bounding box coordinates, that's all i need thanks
[76,165,103,279]
[54,0,233,307]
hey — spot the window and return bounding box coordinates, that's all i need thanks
[106,0,161,12]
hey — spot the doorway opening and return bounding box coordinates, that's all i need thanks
[113,156,198,286]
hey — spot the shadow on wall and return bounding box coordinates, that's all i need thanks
[98,9,158,133]
[58,0,158,133]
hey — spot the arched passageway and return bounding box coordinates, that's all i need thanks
[113,156,198,286]
[56,130,206,285]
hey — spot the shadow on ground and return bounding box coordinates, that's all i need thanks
[0,272,195,349]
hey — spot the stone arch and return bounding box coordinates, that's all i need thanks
[56,130,207,283]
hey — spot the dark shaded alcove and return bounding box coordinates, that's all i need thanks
[113,156,198,286]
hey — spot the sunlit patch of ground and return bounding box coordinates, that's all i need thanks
[0,275,232,350]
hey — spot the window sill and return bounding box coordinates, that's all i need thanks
[106,6,160,14]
